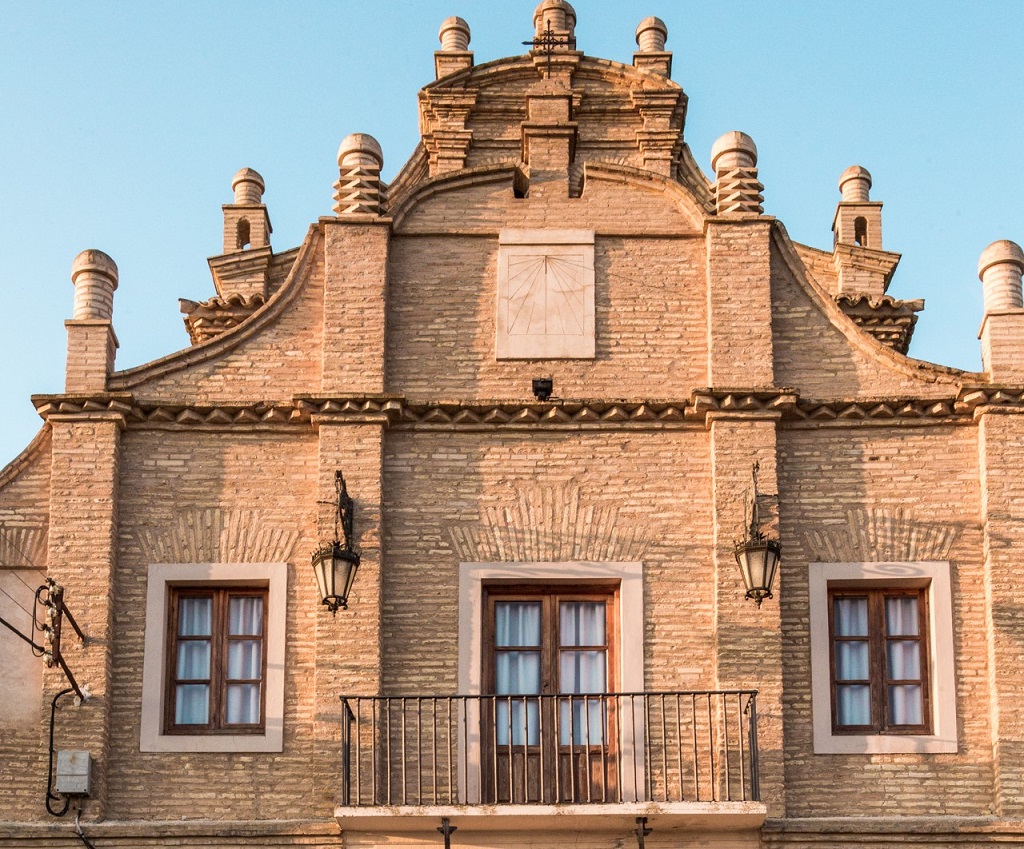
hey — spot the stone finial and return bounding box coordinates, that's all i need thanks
[338,133,384,171]
[334,133,385,216]
[70,249,118,321]
[533,0,576,38]
[839,165,872,203]
[439,16,470,51]
[232,168,265,205]
[711,132,764,217]
[635,16,667,52]
[711,131,758,173]
[979,240,1024,312]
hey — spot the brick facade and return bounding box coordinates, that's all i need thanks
[1,3,1022,847]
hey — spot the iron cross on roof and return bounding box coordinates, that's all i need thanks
[523,21,577,78]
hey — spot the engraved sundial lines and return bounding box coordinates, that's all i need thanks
[507,254,587,336]
[496,229,595,359]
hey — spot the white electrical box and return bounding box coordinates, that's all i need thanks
[55,750,92,796]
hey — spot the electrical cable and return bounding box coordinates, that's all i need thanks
[45,687,75,817]
[74,807,97,848]
[0,579,36,620]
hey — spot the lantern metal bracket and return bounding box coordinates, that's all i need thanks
[311,471,361,614]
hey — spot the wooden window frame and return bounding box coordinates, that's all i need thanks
[828,587,931,735]
[483,584,618,697]
[165,586,268,735]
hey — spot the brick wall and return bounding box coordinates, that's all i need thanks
[778,423,991,816]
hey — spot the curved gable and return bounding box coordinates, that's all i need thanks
[107,227,325,404]
[771,227,969,397]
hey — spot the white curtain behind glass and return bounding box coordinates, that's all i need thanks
[833,597,870,726]
[559,602,606,745]
[175,597,212,725]
[495,602,541,745]
[885,597,922,725]
[226,596,263,725]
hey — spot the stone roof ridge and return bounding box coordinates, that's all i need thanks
[107,225,322,391]
[384,142,429,213]
[771,223,973,386]
[389,162,520,230]
[0,424,51,492]
[388,158,708,232]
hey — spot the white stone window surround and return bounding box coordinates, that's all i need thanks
[140,562,286,753]
[809,561,957,754]
[458,561,645,801]
[496,229,596,360]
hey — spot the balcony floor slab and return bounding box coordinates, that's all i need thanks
[335,801,767,834]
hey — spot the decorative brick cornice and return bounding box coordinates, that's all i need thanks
[793,397,961,422]
[32,395,134,421]
[835,292,923,355]
[957,386,1024,416]
[179,292,267,345]
[33,389,1024,431]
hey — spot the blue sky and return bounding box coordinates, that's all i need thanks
[1,1,1022,465]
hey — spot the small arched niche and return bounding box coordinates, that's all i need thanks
[236,218,251,250]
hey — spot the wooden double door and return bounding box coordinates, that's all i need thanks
[483,585,618,803]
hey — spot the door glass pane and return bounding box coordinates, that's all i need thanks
[176,640,211,679]
[835,684,870,726]
[496,651,541,694]
[229,596,263,636]
[834,640,869,680]
[560,650,606,693]
[560,601,605,646]
[833,597,867,636]
[495,602,541,646]
[495,697,539,746]
[888,684,923,725]
[228,639,262,679]
[886,640,921,680]
[559,696,605,745]
[178,597,212,636]
[885,596,919,636]
[175,684,209,724]
[226,683,261,724]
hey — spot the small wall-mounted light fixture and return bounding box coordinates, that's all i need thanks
[311,471,361,614]
[532,377,553,401]
[733,461,781,608]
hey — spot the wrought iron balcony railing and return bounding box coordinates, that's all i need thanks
[339,691,759,807]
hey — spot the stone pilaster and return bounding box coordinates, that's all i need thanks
[43,411,123,820]
[320,219,389,396]
[977,409,1024,816]
[312,421,384,802]
[705,218,775,387]
[709,413,784,815]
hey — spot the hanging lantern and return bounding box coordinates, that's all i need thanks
[733,461,781,608]
[311,471,360,613]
